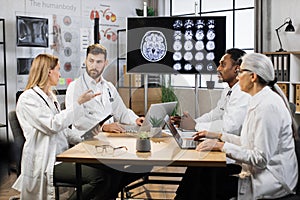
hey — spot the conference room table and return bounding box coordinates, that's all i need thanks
[56,132,226,200]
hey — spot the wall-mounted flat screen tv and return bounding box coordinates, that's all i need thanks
[127,16,226,74]
[16,16,49,47]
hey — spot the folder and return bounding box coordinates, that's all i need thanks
[277,83,288,99]
[283,54,290,81]
[272,54,278,80]
[132,74,142,87]
[296,85,300,113]
[277,55,283,81]
[122,64,130,87]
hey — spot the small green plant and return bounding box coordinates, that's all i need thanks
[138,131,150,139]
[161,77,178,115]
[135,7,155,16]
[149,116,163,127]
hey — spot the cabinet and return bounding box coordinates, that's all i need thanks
[0,19,8,141]
[264,51,300,114]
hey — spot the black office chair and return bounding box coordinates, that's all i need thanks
[8,110,25,177]
[53,178,78,200]
[60,101,66,110]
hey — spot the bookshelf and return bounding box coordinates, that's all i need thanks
[0,19,8,141]
[264,51,300,114]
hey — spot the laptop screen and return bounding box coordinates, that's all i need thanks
[164,115,183,146]
[144,101,177,126]
[126,101,178,135]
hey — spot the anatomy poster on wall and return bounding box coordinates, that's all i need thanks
[80,0,129,70]
[16,0,139,91]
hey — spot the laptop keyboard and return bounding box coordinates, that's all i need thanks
[122,125,140,133]
[186,140,197,146]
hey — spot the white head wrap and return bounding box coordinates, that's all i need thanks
[241,53,275,83]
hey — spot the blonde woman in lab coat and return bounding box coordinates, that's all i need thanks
[12,54,111,200]
[194,53,298,199]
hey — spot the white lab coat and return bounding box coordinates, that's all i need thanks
[12,86,83,200]
[222,86,298,199]
[65,72,138,133]
[195,82,250,135]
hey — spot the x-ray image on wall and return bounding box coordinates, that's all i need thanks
[16,16,49,47]
[17,58,33,75]
[127,16,226,74]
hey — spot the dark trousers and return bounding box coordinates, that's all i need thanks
[175,164,241,200]
[54,162,151,200]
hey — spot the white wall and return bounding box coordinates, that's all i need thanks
[0,0,25,140]
[263,0,300,52]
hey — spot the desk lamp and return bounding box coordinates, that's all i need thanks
[275,17,295,52]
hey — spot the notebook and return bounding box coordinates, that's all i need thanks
[164,115,201,149]
[81,114,113,140]
[122,101,178,135]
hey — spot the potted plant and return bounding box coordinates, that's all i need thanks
[161,75,178,116]
[135,7,155,16]
[206,73,215,89]
[149,116,163,138]
[136,132,151,152]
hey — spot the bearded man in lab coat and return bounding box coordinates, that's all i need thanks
[66,44,144,134]
[65,43,148,198]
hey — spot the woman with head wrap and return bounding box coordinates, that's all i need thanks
[194,53,298,199]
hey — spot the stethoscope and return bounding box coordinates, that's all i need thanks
[83,73,114,103]
[106,88,114,102]
[220,90,232,111]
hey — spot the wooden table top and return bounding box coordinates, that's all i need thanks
[56,132,226,167]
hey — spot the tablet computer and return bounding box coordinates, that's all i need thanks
[81,114,113,140]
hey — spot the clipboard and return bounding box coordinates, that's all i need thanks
[81,114,113,140]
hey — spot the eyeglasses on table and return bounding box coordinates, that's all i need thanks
[95,144,128,156]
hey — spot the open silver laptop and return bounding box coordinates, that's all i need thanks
[123,101,178,135]
[164,115,200,149]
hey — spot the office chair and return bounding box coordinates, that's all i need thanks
[8,110,25,177]
[60,101,66,110]
[53,178,78,200]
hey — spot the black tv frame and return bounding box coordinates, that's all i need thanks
[16,16,49,47]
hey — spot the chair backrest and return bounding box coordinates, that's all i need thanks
[294,127,300,195]
[288,102,300,195]
[8,110,25,176]
[289,102,296,116]
[60,101,66,110]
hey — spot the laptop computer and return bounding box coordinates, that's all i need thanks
[123,101,178,135]
[164,115,201,149]
[81,114,113,140]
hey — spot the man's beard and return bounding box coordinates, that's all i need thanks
[217,73,223,83]
[87,69,102,80]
